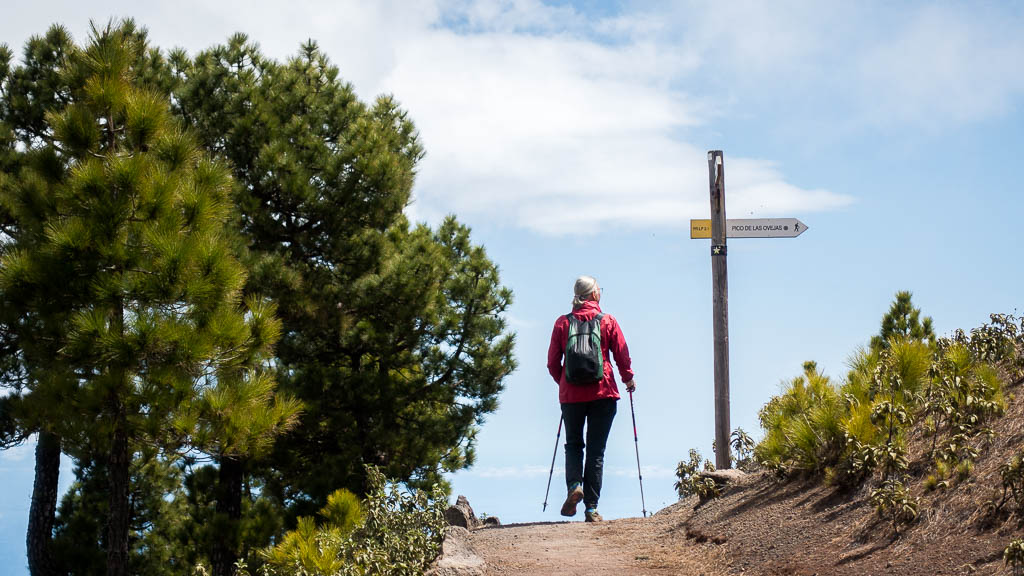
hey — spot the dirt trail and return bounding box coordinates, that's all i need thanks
[470,514,728,576]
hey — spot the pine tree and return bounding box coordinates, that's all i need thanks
[0,44,19,458]
[50,449,191,576]
[0,23,292,576]
[0,24,188,575]
[3,23,518,571]
[177,37,517,514]
[0,43,21,447]
[871,291,935,352]
[0,28,79,576]
[176,298,301,574]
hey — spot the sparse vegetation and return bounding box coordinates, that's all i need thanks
[730,428,756,472]
[675,448,719,501]
[998,452,1024,513]
[924,336,1005,472]
[983,449,1024,523]
[751,292,1024,537]
[243,466,446,576]
[1007,538,1024,576]
[677,428,755,503]
[867,364,918,533]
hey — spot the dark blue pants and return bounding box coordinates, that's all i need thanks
[562,398,617,510]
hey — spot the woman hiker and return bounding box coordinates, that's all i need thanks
[547,275,635,522]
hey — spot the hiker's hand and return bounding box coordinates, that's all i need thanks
[625,380,636,392]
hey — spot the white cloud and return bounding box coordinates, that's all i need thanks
[379,17,846,234]
[609,464,676,480]
[466,465,555,478]
[725,158,852,217]
[11,1,1024,235]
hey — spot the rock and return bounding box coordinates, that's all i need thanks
[425,526,486,576]
[444,495,479,529]
[700,468,746,486]
[482,516,501,527]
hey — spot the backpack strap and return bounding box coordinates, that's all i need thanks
[567,312,603,320]
[566,313,603,329]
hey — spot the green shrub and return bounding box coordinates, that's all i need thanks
[834,335,937,492]
[967,314,1023,379]
[320,489,364,534]
[349,467,446,576]
[956,459,974,481]
[261,488,363,573]
[923,338,1005,479]
[755,336,930,491]
[840,338,930,418]
[924,459,950,492]
[1006,538,1024,576]
[730,428,756,472]
[882,338,932,401]
[870,478,918,535]
[252,466,446,576]
[261,516,348,575]
[754,362,845,475]
[675,448,719,501]
[987,451,1024,517]
[838,348,882,450]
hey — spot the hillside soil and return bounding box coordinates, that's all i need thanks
[469,379,1024,575]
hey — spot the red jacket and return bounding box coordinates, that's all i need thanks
[547,300,634,404]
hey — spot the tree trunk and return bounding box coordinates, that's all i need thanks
[107,294,130,576]
[211,456,243,576]
[27,430,60,576]
[106,400,130,576]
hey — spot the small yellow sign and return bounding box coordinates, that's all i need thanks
[690,219,712,239]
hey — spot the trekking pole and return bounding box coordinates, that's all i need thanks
[629,389,648,518]
[542,416,564,512]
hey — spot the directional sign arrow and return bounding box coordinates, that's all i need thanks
[726,218,808,238]
[690,218,809,239]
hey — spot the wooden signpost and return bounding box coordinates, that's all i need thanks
[701,151,809,469]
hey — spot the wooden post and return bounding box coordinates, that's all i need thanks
[708,150,731,470]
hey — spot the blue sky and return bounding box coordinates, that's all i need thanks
[2,0,1024,572]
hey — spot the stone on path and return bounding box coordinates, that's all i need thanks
[427,526,487,576]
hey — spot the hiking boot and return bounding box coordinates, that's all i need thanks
[585,508,603,522]
[560,484,584,517]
